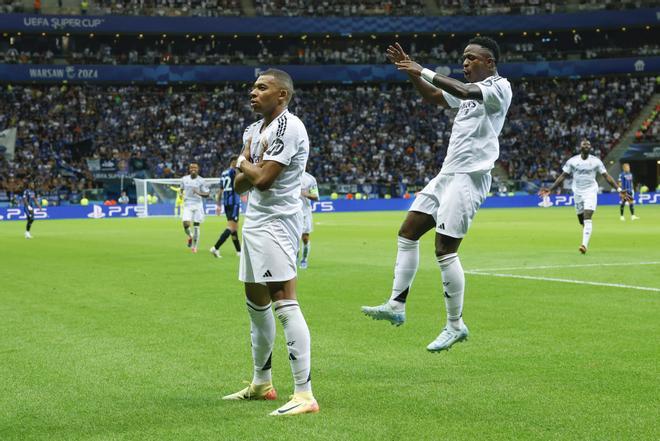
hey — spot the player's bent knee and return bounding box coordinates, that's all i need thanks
[267,279,297,301]
[435,234,462,257]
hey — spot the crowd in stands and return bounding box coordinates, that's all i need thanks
[634,104,659,143]
[1,76,656,203]
[500,76,656,192]
[1,0,654,15]
[1,28,656,66]
[0,85,101,205]
[93,0,242,16]
[254,0,424,16]
[435,0,651,16]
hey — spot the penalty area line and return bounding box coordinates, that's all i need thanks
[465,271,660,292]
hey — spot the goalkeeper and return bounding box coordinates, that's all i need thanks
[169,185,184,216]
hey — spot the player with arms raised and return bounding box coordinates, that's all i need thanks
[361,38,512,352]
[180,163,210,253]
[222,69,319,416]
[539,139,631,254]
[210,155,242,258]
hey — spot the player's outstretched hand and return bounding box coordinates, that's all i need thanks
[386,43,410,64]
[395,59,424,77]
[537,188,551,197]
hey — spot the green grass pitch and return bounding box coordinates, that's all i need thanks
[1,206,659,441]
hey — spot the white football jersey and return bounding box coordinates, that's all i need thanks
[440,75,512,174]
[300,172,319,215]
[562,154,606,193]
[181,175,209,206]
[242,109,309,226]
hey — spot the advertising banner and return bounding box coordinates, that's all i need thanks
[0,57,657,84]
[1,193,658,221]
[2,9,656,35]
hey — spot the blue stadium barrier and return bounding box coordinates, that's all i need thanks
[3,9,656,34]
[1,57,657,84]
[1,193,658,221]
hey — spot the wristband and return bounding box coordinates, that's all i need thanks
[236,155,247,170]
[616,187,622,192]
[421,68,436,84]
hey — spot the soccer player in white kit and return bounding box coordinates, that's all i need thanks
[539,139,631,254]
[222,69,319,416]
[180,163,210,253]
[299,171,319,269]
[361,38,512,352]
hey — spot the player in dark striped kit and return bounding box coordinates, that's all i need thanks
[22,181,41,239]
[618,163,639,221]
[210,156,242,258]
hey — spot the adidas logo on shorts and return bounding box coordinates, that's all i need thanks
[262,270,272,278]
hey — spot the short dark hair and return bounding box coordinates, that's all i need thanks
[259,68,294,104]
[467,36,500,63]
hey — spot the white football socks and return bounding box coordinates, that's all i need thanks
[387,236,419,312]
[274,299,312,393]
[246,299,275,385]
[582,219,592,248]
[437,253,465,330]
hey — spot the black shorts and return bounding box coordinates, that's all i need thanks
[224,203,240,222]
[24,207,34,220]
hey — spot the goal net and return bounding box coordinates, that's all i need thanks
[133,178,221,217]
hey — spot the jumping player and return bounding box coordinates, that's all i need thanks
[361,38,512,352]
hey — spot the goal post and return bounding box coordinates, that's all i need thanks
[133,178,221,217]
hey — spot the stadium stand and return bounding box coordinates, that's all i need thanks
[3,0,656,15]
[1,28,657,66]
[0,2,658,202]
[0,75,656,202]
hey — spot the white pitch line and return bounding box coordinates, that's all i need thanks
[470,261,660,272]
[465,271,660,292]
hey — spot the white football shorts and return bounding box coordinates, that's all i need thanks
[239,212,302,284]
[410,171,491,238]
[182,204,205,223]
[302,210,313,234]
[573,189,598,214]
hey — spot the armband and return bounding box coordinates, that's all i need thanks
[421,68,436,84]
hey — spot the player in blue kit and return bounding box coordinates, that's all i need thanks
[22,181,41,239]
[210,156,242,258]
[618,163,639,221]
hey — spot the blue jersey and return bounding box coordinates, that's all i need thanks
[22,189,37,209]
[618,172,634,193]
[220,168,240,206]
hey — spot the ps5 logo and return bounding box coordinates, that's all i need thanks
[311,201,334,212]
